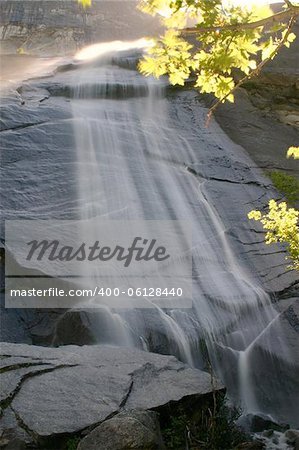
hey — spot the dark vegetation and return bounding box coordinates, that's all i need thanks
[158,393,251,450]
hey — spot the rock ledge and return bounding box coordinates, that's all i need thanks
[0,343,223,445]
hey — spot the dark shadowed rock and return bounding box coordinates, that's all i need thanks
[52,310,96,346]
[234,442,265,450]
[77,410,165,450]
[0,436,27,450]
[249,414,289,433]
[285,429,299,449]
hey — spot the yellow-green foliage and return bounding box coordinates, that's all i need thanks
[248,201,299,271]
[287,146,299,159]
[78,0,91,8]
[248,145,299,271]
[138,0,297,102]
[139,30,194,86]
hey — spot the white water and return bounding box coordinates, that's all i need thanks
[64,41,296,425]
[257,431,294,450]
[74,38,153,62]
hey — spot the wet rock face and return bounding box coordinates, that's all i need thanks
[0,343,223,445]
[0,0,161,56]
[1,38,298,434]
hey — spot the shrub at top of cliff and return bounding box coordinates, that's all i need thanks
[135,0,299,117]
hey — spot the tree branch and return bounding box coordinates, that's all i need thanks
[206,14,297,125]
[182,6,299,35]
[284,0,294,7]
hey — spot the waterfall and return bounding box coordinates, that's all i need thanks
[68,41,297,424]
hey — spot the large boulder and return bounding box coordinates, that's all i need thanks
[285,429,299,449]
[0,343,223,445]
[77,410,165,450]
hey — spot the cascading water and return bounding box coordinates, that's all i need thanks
[63,41,298,425]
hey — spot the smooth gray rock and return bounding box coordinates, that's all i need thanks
[77,410,165,450]
[0,343,222,439]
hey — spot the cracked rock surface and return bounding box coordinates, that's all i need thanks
[0,343,222,440]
